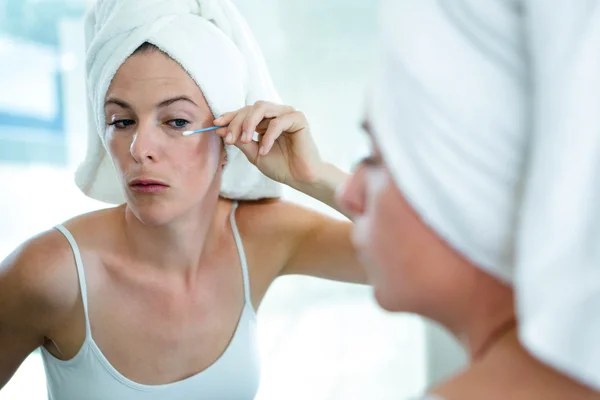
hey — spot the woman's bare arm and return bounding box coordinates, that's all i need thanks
[278,205,364,283]
[239,200,366,286]
[0,231,76,389]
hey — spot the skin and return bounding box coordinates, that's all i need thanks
[0,49,365,387]
[336,127,599,400]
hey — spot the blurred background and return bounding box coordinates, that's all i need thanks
[0,0,466,399]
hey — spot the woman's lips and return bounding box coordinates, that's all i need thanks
[128,179,169,194]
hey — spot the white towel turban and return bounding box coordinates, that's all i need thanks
[76,0,282,204]
[370,0,600,390]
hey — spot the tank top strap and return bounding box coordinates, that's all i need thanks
[54,225,92,335]
[229,201,254,310]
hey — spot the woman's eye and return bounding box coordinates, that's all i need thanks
[167,119,190,129]
[108,119,136,129]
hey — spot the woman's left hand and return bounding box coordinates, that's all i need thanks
[213,101,323,186]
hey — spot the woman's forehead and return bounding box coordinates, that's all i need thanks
[107,51,209,109]
[113,51,195,87]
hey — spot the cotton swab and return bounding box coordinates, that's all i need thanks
[182,124,230,136]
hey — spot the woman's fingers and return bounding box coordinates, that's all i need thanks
[213,111,236,139]
[259,112,304,155]
[212,111,232,137]
[216,102,301,150]
[214,111,236,126]
[224,107,251,145]
[241,102,268,143]
[213,126,228,138]
[235,135,260,164]
[241,101,295,144]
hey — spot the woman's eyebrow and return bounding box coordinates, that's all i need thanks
[156,96,198,108]
[103,96,198,110]
[104,98,132,110]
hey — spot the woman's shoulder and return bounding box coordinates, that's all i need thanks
[232,199,329,264]
[235,198,333,234]
[2,227,74,278]
[234,198,343,253]
[0,207,119,317]
[59,205,123,245]
[0,227,81,328]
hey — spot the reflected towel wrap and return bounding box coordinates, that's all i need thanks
[369,0,600,390]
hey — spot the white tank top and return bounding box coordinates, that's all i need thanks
[41,202,261,400]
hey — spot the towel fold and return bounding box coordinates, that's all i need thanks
[370,0,600,390]
[77,0,282,204]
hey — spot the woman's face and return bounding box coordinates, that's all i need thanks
[337,124,462,313]
[104,50,225,225]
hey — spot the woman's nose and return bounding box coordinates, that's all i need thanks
[336,166,367,217]
[129,126,160,164]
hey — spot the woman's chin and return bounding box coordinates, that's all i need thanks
[372,280,415,313]
[373,286,400,312]
[127,202,177,227]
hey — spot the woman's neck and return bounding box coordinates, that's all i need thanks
[429,274,596,398]
[469,316,517,362]
[121,196,231,272]
[434,270,516,362]
[434,326,598,399]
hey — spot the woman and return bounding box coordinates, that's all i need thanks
[0,1,363,399]
[338,0,600,398]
